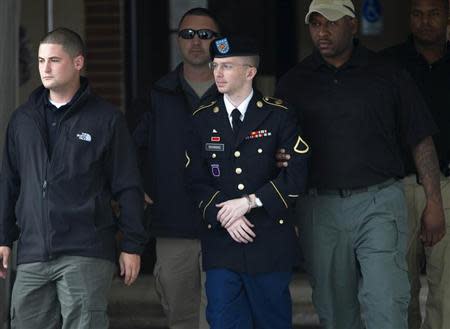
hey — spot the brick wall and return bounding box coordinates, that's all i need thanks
[84,0,125,111]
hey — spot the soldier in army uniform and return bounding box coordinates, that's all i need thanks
[187,36,309,329]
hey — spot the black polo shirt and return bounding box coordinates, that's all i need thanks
[276,45,437,189]
[381,38,450,174]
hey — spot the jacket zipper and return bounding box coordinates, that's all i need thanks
[26,85,88,262]
[44,103,76,259]
[43,114,68,260]
[42,167,52,260]
[42,180,47,198]
[27,113,53,261]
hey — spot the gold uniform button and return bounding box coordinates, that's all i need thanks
[213,106,219,113]
[234,151,241,158]
[207,224,212,229]
[256,101,263,108]
[235,168,242,174]
[279,219,284,224]
[238,184,245,191]
[212,153,217,158]
[257,148,263,154]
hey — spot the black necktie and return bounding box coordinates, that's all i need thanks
[231,108,242,139]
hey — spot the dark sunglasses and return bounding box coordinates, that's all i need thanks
[178,29,219,40]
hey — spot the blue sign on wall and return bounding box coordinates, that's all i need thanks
[361,0,383,35]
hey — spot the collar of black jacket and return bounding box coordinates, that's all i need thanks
[153,63,219,100]
[26,76,91,120]
[153,63,184,94]
[43,77,89,113]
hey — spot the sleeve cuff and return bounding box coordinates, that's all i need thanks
[256,180,289,220]
[201,191,227,229]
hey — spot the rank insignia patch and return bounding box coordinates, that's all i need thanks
[211,136,221,142]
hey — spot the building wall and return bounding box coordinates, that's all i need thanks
[84,0,125,110]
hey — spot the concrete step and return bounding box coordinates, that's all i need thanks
[108,273,430,329]
[108,273,321,329]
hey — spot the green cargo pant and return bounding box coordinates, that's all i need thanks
[404,174,450,329]
[11,255,115,329]
[297,181,410,329]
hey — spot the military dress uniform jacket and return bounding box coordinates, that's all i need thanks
[187,91,309,274]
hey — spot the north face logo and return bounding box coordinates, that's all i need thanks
[76,132,92,142]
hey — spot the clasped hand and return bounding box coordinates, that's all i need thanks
[216,197,250,228]
[216,198,256,243]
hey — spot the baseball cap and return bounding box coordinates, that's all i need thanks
[305,0,356,24]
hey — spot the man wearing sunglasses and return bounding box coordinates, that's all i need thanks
[133,7,220,329]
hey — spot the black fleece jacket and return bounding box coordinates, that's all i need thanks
[0,78,148,264]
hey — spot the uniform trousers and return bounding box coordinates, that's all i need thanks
[403,174,450,329]
[154,237,208,329]
[205,269,292,329]
[10,255,115,329]
[297,181,410,329]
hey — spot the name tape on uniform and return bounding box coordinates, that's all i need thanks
[205,143,225,152]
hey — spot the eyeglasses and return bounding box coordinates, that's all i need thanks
[209,62,253,71]
[178,29,219,40]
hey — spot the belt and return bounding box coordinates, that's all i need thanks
[308,178,397,198]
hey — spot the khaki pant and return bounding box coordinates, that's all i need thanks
[403,175,450,329]
[11,256,115,329]
[154,238,208,329]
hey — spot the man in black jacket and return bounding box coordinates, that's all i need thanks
[132,8,220,329]
[0,28,147,329]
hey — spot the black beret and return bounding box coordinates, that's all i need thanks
[210,36,259,59]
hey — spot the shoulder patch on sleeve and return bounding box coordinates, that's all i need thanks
[193,101,217,116]
[262,96,288,110]
[294,136,309,154]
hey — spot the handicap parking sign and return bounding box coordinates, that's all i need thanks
[361,0,383,35]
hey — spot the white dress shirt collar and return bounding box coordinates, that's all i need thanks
[224,90,254,127]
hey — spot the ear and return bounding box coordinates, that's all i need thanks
[246,66,257,81]
[73,55,84,71]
